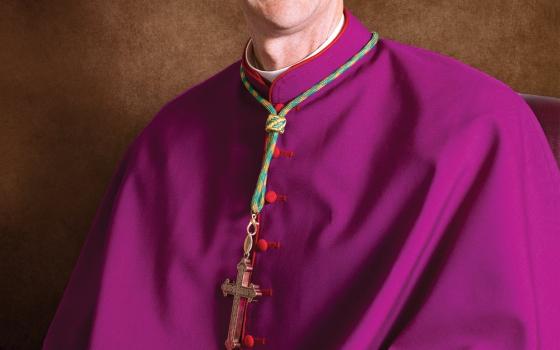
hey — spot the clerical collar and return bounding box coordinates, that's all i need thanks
[240,7,377,106]
[245,12,345,83]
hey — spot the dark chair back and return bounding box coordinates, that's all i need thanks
[520,93,560,166]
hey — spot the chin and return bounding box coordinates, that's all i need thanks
[242,0,324,31]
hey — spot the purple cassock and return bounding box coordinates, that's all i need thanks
[43,7,560,350]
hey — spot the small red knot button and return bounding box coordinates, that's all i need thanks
[243,335,267,347]
[243,335,254,347]
[274,103,284,112]
[273,146,281,158]
[257,239,269,251]
[257,239,281,252]
[265,190,277,203]
[273,147,295,159]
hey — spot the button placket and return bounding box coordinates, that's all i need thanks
[243,108,288,348]
[247,106,292,348]
[234,30,380,346]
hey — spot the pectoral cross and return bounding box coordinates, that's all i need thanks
[221,256,262,349]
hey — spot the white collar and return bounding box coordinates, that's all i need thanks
[245,12,345,83]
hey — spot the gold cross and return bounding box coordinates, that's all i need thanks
[221,256,262,349]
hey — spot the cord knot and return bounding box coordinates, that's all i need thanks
[265,114,286,134]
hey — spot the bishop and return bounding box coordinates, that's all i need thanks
[43,1,560,349]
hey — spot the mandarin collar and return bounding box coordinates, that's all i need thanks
[240,7,375,106]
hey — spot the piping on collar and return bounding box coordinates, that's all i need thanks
[240,6,377,105]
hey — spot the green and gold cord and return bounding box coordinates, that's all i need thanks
[240,31,380,215]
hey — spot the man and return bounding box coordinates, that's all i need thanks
[43,0,560,349]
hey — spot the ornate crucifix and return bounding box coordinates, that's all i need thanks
[221,256,262,349]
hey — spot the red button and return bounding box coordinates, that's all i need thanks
[273,147,295,159]
[257,239,269,251]
[243,335,255,347]
[273,146,280,158]
[265,190,277,203]
[257,239,281,252]
[274,103,284,112]
[243,335,266,347]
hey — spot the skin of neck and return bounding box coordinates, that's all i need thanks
[241,0,344,71]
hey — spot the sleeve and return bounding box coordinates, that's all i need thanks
[42,134,141,350]
[386,92,560,349]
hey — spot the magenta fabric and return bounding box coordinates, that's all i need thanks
[43,7,560,350]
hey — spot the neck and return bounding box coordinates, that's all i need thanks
[248,4,344,71]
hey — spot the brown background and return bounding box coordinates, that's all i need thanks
[1,0,559,348]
